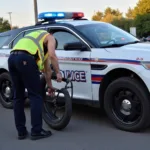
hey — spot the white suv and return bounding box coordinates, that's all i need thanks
[0,11,150,132]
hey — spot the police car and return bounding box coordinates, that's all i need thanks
[0,11,150,132]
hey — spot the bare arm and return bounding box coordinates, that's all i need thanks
[43,58,52,87]
[44,34,62,82]
[45,34,60,74]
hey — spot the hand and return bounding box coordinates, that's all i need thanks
[56,72,62,82]
[47,85,55,97]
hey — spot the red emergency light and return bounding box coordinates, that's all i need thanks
[72,12,84,18]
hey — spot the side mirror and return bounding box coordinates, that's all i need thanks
[64,42,87,51]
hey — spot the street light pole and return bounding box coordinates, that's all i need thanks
[8,12,12,29]
[33,0,38,24]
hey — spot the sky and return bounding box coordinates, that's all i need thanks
[0,0,139,27]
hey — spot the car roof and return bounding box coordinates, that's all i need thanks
[0,25,42,36]
[56,20,106,26]
[0,19,108,48]
[0,20,107,36]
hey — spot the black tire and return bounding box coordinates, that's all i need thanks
[104,77,150,132]
[40,74,72,130]
[0,72,30,109]
[0,72,14,109]
[42,88,72,130]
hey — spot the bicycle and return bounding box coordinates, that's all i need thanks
[40,71,73,130]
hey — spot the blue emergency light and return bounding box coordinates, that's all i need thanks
[38,12,84,20]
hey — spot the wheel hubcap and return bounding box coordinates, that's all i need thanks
[4,86,11,98]
[120,99,132,115]
[112,89,142,124]
[0,80,13,103]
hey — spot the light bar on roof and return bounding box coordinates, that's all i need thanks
[38,12,84,20]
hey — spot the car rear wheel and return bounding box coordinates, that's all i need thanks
[104,77,150,132]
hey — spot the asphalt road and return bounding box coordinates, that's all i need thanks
[0,103,150,150]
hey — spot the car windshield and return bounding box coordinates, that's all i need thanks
[0,35,10,48]
[76,23,139,48]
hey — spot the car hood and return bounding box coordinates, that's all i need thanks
[121,42,150,52]
[102,42,150,62]
[105,43,150,53]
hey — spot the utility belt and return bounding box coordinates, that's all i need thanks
[10,50,38,61]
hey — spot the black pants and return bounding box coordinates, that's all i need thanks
[8,51,43,134]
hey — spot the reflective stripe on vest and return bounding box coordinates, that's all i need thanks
[24,31,48,65]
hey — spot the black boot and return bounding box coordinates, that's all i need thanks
[18,130,28,140]
[30,129,52,140]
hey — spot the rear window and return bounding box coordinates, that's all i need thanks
[0,35,11,48]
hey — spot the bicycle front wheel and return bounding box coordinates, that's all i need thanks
[42,88,72,130]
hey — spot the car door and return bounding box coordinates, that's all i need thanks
[46,26,92,101]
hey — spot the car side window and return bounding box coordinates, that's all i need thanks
[0,35,11,48]
[24,30,37,36]
[52,31,80,50]
[11,28,45,48]
[24,28,45,36]
[11,32,24,48]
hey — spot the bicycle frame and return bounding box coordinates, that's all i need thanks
[40,71,73,100]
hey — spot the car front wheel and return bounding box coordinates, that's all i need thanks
[104,77,150,132]
[0,72,14,109]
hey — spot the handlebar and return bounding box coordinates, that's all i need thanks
[51,71,73,100]
[51,72,70,83]
[40,70,73,100]
[51,74,67,82]
[50,65,70,83]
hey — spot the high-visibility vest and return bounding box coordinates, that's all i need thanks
[12,29,50,71]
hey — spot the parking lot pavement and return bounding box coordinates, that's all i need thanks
[0,104,150,150]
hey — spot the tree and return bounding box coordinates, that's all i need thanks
[102,7,122,22]
[0,17,11,32]
[104,7,112,16]
[112,9,123,18]
[91,0,150,36]
[102,13,114,23]
[126,7,134,19]
[133,0,150,17]
[12,26,19,29]
[92,11,103,21]
[112,18,134,32]
[91,7,123,23]
[134,13,150,37]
